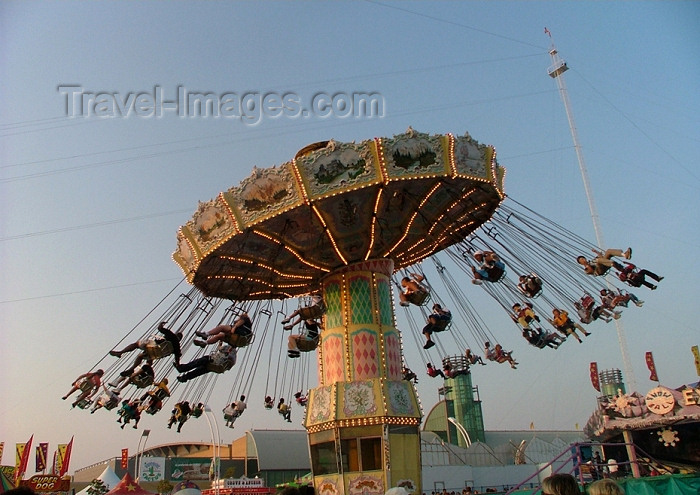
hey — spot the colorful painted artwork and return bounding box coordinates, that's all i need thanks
[348,475,383,495]
[387,382,414,415]
[310,385,332,423]
[343,381,377,416]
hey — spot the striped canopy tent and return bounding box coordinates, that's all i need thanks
[0,470,15,493]
[106,472,155,495]
[77,466,121,495]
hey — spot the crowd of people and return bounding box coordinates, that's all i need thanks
[418,473,625,495]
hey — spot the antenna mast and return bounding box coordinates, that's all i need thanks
[545,29,637,392]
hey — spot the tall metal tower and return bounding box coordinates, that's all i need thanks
[545,31,637,392]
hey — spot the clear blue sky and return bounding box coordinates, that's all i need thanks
[1,1,698,474]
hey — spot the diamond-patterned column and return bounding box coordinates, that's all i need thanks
[306,259,422,495]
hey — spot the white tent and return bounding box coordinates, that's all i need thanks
[77,465,121,495]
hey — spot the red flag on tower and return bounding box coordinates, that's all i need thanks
[589,362,600,392]
[121,449,129,470]
[646,352,659,382]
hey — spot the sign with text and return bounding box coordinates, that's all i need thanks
[21,474,71,492]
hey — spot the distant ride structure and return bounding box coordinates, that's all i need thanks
[173,128,506,495]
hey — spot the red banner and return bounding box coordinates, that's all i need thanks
[57,437,73,477]
[589,362,600,392]
[121,448,129,470]
[15,435,33,483]
[646,351,659,382]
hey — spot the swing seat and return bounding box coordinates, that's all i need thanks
[103,399,119,411]
[490,352,511,364]
[407,289,430,306]
[75,398,92,409]
[152,388,170,400]
[611,293,631,307]
[581,294,596,310]
[78,380,94,393]
[299,303,326,320]
[432,317,451,332]
[145,340,173,360]
[225,331,254,348]
[485,265,506,282]
[559,325,575,336]
[264,403,274,410]
[207,362,232,374]
[146,404,162,415]
[191,408,203,418]
[131,374,154,388]
[296,335,319,352]
[519,286,542,298]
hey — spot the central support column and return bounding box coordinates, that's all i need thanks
[304,259,422,495]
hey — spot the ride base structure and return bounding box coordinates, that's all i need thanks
[173,129,505,495]
[307,259,421,494]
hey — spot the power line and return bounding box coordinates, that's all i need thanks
[364,0,545,50]
[3,88,555,183]
[572,68,700,184]
[0,278,182,304]
[0,53,542,140]
[0,209,192,242]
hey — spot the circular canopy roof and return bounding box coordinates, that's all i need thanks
[174,128,505,300]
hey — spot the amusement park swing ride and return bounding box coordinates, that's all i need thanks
[66,126,662,495]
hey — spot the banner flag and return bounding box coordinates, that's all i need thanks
[56,445,66,475]
[121,449,129,470]
[15,435,33,483]
[36,443,49,472]
[58,437,73,477]
[589,362,600,392]
[692,345,700,376]
[50,449,57,475]
[0,442,4,465]
[15,444,24,470]
[646,351,659,382]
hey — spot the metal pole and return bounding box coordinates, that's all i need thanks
[212,409,221,491]
[546,36,637,392]
[136,430,151,481]
[447,417,472,448]
[203,406,220,495]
